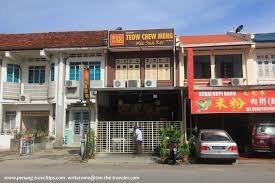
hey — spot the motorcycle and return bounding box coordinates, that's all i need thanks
[168,141,178,165]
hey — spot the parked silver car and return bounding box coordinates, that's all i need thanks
[194,129,238,163]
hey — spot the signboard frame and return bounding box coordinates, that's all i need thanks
[108,28,175,48]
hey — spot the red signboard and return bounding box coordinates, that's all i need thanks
[191,90,275,114]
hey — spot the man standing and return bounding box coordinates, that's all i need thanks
[134,125,142,154]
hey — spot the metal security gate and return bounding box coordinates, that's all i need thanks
[73,112,89,143]
[97,121,181,153]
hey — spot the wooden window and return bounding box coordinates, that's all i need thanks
[145,58,158,80]
[115,59,128,80]
[257,54,275,78]
[157,58,170,80]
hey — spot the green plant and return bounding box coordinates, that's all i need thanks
[87,130,96,159]
[166,125,181,143]
[15,128,26,139]
[179,141,190,157]
[160,147,168,157]
[159,128,169,158]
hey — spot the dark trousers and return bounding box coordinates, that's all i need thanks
[136,140,142,154]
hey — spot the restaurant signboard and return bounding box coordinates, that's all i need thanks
[191,90,275,114]
[109,28,174,47]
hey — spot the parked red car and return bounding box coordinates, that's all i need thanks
[251,123,275,153]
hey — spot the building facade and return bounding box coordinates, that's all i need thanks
[1,28,275,154]
[0,30,108,150]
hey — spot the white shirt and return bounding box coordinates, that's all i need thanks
[135,128,142,141]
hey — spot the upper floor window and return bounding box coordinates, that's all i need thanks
[215,54,243,78]
[144,57,170,80]
[7,64,20,83]
[116,58,141,80]
[183,56,211,79]
[28,66,45,83]
[50,63,55,81]
[69,62,101,80]
[194,55,211,79]
[257,55,275,78]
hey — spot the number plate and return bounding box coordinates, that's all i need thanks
[212,146,225,150]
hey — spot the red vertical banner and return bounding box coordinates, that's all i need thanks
[187,48,194,99]
[83,66,90,102]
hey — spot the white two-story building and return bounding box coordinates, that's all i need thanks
[0,30,108,150]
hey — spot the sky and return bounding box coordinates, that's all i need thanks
[0,0,274,35]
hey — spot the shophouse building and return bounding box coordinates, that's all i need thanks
[95,28,184,153]
[0,30,108,150]
[179,32,275,152]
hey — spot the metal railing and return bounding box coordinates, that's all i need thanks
[97,121,181,153]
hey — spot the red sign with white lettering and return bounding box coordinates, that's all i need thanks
[191,90,275,114]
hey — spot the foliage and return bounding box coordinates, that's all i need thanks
[166,125,181,143]
[159,126,181,158]
[15,128,26,139]
[160,147,168,157]
[179,141,191,157]
[159,128,168,157]
[87,129,96,159]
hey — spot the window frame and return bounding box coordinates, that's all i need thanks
[4,111,16,131]
[28,66,46,84]
[7,64,21,83]
[50,63,55,81]
[256,54,275,79]
[215,54,243,78]
[69,61,101,81]
[194,55,211,79]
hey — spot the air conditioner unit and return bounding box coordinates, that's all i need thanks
[231,78,243,86]
[65,80,78,88]
[113,80,126,88]
[19,94,31,103]
[127,80,141,88]
[210,79,223,86]
[144,80,157,87]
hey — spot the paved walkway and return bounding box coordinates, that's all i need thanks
[88,153,157,165]
[1,148,275,166]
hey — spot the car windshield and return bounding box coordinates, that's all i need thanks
[257,125,275,136]
[200,132,230,141]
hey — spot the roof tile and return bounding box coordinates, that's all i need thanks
[0,30,108,51]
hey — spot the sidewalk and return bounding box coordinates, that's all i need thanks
[88,153,157,165]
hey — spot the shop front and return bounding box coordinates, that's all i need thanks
[95,28,183,153]
[96,89,182,153]
[190,89,275,152]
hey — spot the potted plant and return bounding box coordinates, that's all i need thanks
[88,130,96,159]
[179,141,190,164]
[159,128,169,163]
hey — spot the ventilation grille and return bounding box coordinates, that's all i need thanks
[69,53,103,58]
[28,58,47,62]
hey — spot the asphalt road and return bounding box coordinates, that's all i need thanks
[1,162,275,183]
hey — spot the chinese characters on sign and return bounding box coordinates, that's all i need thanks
[191,90,275,114]
[83,67,90,102]
[109,29,174,47]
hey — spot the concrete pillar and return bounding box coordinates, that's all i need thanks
[210,50,215,78]
[245,46,255,85]
[179,48,185,87]
[54,54,66,146]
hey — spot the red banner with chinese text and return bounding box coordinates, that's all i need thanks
[191,90,275,114]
